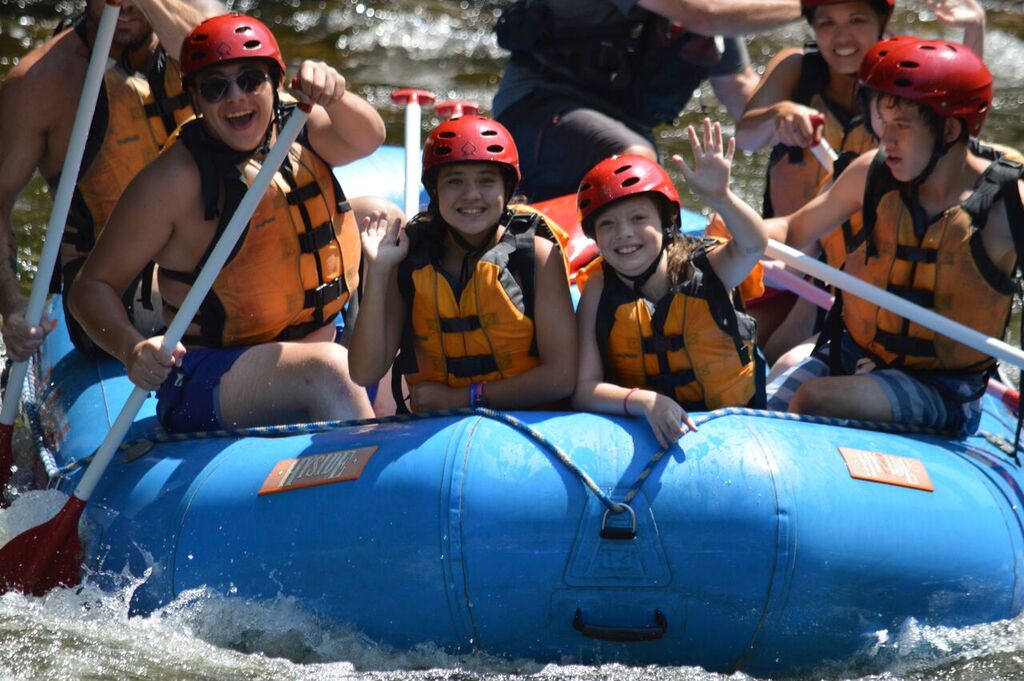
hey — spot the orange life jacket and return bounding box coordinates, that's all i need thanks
[595,255,760,410]
[394,211,542,401]
[842,151,1021,372]
[763,49,875,219]
[161,114,359,347]
[64,18,192,262]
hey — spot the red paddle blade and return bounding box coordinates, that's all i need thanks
[0,423,13,508]
[0,495,85,596]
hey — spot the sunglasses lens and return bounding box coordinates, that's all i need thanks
[236,70,268,94]
[198,76,231,103]
[197,70,268,103]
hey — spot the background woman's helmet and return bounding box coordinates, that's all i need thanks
[858,35,993,136]
[577,155,681,238]
[801,0,895,32]
[421,115,520,194]
[180,14,286,86]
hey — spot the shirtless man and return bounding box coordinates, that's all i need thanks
[70,14,384,431]
[0,0,224,360]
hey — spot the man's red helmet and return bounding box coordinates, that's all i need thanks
[421,115,521,190]
[180,14,286,84]
[858,35,993,136]
[577,155,681,237]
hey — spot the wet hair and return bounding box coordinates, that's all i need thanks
[665,235,700,288]
[858,86,967,144]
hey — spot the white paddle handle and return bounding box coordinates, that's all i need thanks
[0,0,121,428]
[402,101,423,219]
[766,239,1024,371]
[73,106,311,502]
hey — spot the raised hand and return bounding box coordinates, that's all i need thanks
[672,118,735,203]
[359,210,407,270]
[290,60,348,109]
[925,0,984,29]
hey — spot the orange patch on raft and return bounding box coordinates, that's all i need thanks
[258,446,379,495]
[839,447,934,492]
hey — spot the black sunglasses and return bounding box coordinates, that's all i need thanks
[197,69,270,104]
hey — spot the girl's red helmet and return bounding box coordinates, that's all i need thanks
[858,36,993,136]
[421,115,521,191]
[180,14,286,85]
[577,155,681,237]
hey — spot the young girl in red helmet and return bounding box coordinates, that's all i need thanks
[766,36,1023,437]
[736,0,984,364]
[572,120,770,448]
[350,115,577,413]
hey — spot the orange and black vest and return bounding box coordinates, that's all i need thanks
[841,150,1023,372]
[62,16,193,265]
[763,49,875,219]
[161,113,360,347]
[595,254,760,410]
[394,211,544,404]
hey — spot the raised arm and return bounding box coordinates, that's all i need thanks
[349,211,408,387]
[135,0,226,62]
[638,0,801,36]
[291,60,386,168]
[924,0,985,59]
[673,119,767,290]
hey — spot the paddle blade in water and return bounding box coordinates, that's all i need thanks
[0,423,13,508]
[0,495,84,595]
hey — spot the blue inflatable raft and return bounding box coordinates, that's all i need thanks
[20,146,1024,678]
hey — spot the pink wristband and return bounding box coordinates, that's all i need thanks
[623,387,639,416]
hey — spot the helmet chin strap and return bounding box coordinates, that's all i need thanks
[615,218,679,295]
[908,122,957,187]
[443,208,511,289]
[255,91,283,157]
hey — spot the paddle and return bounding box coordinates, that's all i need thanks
[808,113,838,173]
[766,238,1024,371]
[0,0,122,505]
[390,88,435,220]
[0,103,312,596]
[434,100,479,119]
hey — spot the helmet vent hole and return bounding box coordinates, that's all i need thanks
[439,131,457,139]
[243,40,262,51]
[579,198,591,210]
[897,60,919,69]
[481,130,498,137]
[486,144,504,153]
[878,49,889,57]
[436,145,452,155]
[893,77,913,87]
[613,164,633,175]
[580,182,591,192]
[621,177,640,188]
[192,35,209,44]
[920,45,937,51]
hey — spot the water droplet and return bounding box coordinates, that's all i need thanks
[187,553,194,560]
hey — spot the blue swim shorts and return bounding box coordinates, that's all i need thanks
[156,346,248,433]
[766,332,985,437]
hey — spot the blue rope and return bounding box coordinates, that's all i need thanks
[111,406,963,516]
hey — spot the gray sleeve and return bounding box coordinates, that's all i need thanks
[709,36,751,76]
[608,0,639,15]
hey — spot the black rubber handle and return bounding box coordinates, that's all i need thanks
[572,608,668,642]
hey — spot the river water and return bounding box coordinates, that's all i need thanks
[1,1,1024,679]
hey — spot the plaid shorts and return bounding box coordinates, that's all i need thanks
[766,333,985,436]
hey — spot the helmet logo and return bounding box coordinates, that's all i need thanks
[215,41,233,59]
[460,141,478,157]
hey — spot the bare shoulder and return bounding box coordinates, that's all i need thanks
[1,31,84,117]
[124,142,202,212]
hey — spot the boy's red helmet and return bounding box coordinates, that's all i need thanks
[858,36,993,136]
[577,155,680,237]
[421,115,521,188]
[180,14,286,84]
